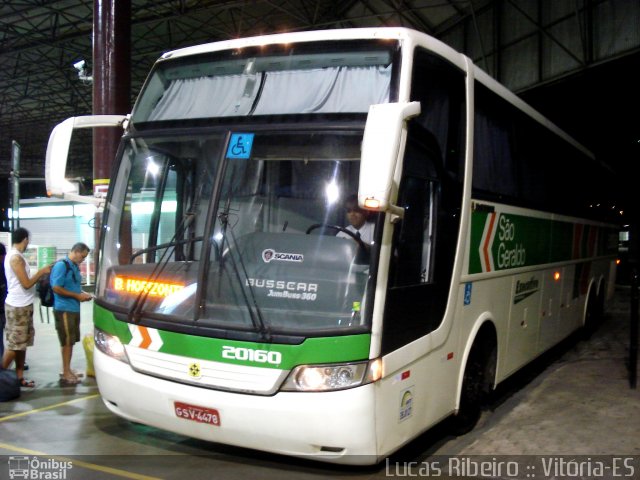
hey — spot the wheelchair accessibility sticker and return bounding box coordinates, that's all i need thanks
[226,133,254,159]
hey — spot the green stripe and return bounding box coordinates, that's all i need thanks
[94,305,370,369]
[469,207,617,275]
[95,305,133,342]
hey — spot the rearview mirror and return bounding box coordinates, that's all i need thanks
[358,102,420,217]
[45,115,128,200]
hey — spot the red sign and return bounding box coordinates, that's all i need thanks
[174,401,221,426]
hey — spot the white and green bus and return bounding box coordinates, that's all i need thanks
[46,27,618,464]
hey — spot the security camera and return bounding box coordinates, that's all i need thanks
[72,59,92,84]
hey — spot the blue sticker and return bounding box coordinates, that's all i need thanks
[226,133,254,159]
[463,282,473,306]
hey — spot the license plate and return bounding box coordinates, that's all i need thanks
[174,401,221,426]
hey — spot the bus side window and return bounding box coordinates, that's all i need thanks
[390,132,440,287]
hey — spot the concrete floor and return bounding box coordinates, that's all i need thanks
[1,287,639,479]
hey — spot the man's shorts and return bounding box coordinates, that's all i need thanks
[4,304,35,351]
[54,310,81,346]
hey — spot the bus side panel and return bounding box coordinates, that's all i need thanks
[466,259,614,384]
[373,330,461,457]
[457,277,511,384]
[556,265,579,340]
[539,263,584,350]
[464,203,618,383]
[507,271,544,373]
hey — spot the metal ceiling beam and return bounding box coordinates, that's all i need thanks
[505,0,584,66]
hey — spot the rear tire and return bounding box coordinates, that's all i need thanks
[583,289,603,339]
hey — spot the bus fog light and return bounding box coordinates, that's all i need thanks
[281,360,380,392]
[95,327,129,363]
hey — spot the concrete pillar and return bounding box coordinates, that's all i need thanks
[93,0,131,274]
[93,0,131,195]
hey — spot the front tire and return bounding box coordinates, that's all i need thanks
[450,340,496,436]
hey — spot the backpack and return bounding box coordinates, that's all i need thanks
[0,368,20,402]
[37,259,75,308]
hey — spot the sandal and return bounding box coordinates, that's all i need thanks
[59,371,84,379]
[59,377,81,386]
[19,378,35,388]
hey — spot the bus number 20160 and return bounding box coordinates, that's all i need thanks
[222,346,282,365]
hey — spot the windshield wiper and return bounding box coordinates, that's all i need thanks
[217,198,272,342]
[218,210,272,342]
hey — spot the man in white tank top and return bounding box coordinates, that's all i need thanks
[2,228,51,387]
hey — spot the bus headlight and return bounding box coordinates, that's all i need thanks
[280,358,382,392]
[94,327,129,363]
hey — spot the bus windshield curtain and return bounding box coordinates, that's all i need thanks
[148,65,391,120]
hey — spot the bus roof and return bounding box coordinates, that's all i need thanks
[159,27,463,65]
[157,27,595,162]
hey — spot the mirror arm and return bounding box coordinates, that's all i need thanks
[388,204,405,222]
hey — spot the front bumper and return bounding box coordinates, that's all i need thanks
[94,348,380,464]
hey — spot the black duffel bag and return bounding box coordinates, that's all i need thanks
[0,368,20,402]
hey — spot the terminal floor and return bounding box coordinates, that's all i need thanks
[1,287,639,479]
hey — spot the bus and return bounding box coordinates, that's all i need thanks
[45,28,618,464]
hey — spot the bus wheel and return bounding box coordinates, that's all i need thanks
[450,339,495,436]
[582,290,603,339]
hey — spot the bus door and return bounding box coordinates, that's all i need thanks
[381,129,460,353]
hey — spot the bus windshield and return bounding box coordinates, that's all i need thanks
[98,129,375,336]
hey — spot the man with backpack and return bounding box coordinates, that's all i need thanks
[51,242,93,385]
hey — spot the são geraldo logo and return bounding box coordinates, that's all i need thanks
[479,213,526,272]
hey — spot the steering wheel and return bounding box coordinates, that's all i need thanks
[305,223,368,252]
